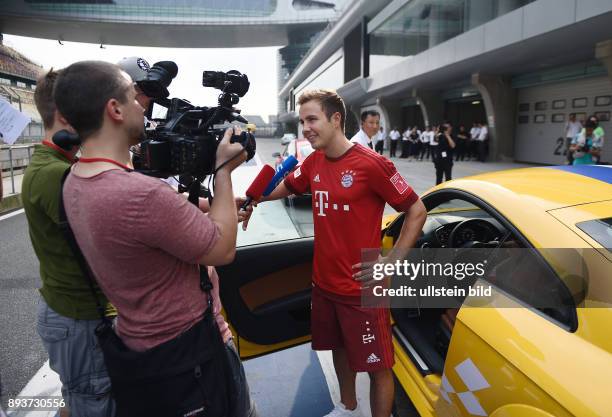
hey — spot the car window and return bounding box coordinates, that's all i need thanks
[425,195,576,329]
[429,198,480,214]
[576,217,612,253]
[236,139,314,248]
[299,143,314,158]
[287,140,296,157]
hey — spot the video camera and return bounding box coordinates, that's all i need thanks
[133,67,256,181]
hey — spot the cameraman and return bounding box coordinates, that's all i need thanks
[56,61,256,416]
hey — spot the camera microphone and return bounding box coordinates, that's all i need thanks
[241,164,276,211]
[262,155,298,197]
[52,129,81,150]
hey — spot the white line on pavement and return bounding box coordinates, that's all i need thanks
[0,209,24,222]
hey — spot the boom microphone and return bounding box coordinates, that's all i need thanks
[262,155,298,197]
[241,164,276,210]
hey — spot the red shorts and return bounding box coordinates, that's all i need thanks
[311,285,394,372]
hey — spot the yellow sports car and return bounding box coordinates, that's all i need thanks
[217,165,612,417]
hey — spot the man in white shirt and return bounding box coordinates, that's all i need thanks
[389,127,400,157]
[469,123,480,160]
[374,126,385,155]
[419,126,432,160]
[350,110,380,150]
[476,122,488,162]
[564,113,582,165]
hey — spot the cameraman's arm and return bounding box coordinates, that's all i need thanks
[198,127,247,266]
[200,168,237,265]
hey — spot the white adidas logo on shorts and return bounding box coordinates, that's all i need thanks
[367,353,381,364]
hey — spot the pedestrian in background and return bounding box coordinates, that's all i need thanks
[401,127,411,158]
[389,127,400,158]
[375,126,385,155]
[476,122,488,162]
[564,113,582,165]
[571,119,603,165]
[469,123,480,160]
[435,124,456,184]
[455,125,469,161]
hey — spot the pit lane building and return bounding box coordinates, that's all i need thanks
[278,0,612,164]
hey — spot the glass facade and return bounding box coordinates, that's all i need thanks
[369,0,535,75]
[293,49,343,110]
[24,0,279,19]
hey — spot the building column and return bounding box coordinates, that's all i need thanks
[471,73,517,161]
[595,39,612,82]
[412,89,444,128]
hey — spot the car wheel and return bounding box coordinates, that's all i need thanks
[391,375,419,417]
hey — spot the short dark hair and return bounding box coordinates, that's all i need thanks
[34,69,60,130]
[298,89,346,132]
[360,110,380,122]
[54,61,130,139]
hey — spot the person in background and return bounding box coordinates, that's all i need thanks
[434,124,455,184]
[400,126,411,158]
[419,126,431,161]
[570,119,603,165]
[350,110,380,150]
[455,125,469,161]
[388,127,400,158]
[375,126,385,155]
[476,122,488,162]
[578,115,605,164]
[469,122,480,160]
[564,113,582,165]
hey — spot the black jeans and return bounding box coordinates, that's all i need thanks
[435,160,453,185]
[226,339,258,417]
[390,140,398,157]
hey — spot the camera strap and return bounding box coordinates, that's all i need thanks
[58,168,109,324]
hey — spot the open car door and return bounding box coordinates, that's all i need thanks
[216,237,314,359]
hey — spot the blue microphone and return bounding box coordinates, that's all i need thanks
[263,155,299,196]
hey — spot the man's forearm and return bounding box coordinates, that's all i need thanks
[260,181,292,202]
[385,199,427,264]
[208,169,238,253]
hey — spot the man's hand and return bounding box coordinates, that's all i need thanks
[236,197,255,230]
[352,255,387,288]
[215,126,247,172]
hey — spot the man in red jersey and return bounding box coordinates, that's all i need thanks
[255,89,426,417]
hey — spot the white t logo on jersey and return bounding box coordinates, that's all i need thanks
[315,191,329,217]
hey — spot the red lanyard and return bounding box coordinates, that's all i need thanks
[42,140,76,163]
[78,157,132,171]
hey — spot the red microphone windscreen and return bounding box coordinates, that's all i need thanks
[246,165,276,200]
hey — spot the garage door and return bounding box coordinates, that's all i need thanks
[515,76,612,165]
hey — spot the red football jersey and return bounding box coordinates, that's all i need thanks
[284,144,418,296]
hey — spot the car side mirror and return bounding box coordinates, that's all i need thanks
[272,152,281,158]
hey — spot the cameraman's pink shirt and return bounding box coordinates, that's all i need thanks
[63,169,231,351]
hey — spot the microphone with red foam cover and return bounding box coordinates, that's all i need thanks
[241,164,276,211]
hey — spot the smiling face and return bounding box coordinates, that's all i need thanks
[299,99,341,151]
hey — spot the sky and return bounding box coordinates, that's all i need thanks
[3,34,281,120]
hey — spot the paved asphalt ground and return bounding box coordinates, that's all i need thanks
[0,137,534,408]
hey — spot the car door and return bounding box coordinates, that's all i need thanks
[217,237,314,359]
[387,189,587,417]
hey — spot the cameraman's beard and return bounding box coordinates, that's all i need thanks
[128,124,145,146]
